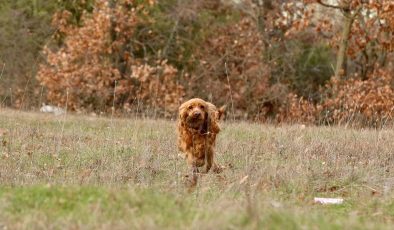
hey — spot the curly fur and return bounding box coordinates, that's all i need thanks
[177,98,225,175]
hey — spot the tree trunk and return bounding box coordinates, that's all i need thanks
[335,10,352,79]
[335,7,360,79]
[254,0,273,51]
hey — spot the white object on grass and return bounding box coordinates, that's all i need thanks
[40,104,65,116]
[314,197,344,204]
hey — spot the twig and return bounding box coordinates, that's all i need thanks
[0,63,5,81]
[225,61,235,120]
[111,80,118,160]
[162,16,179,58]
[316,0,346,11]
[56,89,69,157]
[162,0,180,58]
[361,184,379,193]
[111,80,117,123]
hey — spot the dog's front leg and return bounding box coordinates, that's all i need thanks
[185,154,199,187]
[200,148,213,173]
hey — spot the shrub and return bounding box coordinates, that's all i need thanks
[276,93,320,124]
[192,17,271,119]
[292,42,333,100]
[277,68,394,126]
[320,68,394,126]
[37,0,184,116]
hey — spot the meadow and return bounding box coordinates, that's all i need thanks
[0,109,393,229]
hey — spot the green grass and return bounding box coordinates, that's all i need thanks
[0,109,393,229]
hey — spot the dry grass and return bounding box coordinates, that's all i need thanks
[0,109,393,229]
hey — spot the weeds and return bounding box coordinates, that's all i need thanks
[0,109,393,229]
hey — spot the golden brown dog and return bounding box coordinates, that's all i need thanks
[177,98,225,179]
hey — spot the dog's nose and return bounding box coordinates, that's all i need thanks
[192,111,201,117]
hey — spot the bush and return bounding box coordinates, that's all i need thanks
[3,0,393,126]
[320,68,394,126]
[292,42,333,100]
[37,0,184,116]
[277,68,394,126]
[191,17,271,119]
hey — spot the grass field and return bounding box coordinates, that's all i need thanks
[0,109,393,229]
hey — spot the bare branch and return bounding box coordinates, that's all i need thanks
[316,0,345,10]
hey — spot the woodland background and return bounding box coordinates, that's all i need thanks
[0,0,393,126]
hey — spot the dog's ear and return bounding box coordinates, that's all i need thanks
[217,105,226,120]
[207,109,221,134]
[199,110,209,134]
[178,104,188,128]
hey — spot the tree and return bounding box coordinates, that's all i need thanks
[278,0,394,125]
[303,0,393,79]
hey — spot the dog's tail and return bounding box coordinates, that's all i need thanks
[218,105,226,120]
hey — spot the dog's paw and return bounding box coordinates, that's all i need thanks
[184,174,198,189]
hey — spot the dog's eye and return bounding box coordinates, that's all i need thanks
[199,105,205,109]
[188,105,193,110]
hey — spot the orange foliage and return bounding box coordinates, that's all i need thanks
[192,17,270,118]
[276,93,320,124]
[37,0,184,115]
[35,0,393,125]
[278,68,394,126]
[321,68,393,125]
[126,60,184,116]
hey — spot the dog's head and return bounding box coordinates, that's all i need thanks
[179,98,209,131]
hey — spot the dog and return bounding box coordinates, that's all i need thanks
[177,98,225,182]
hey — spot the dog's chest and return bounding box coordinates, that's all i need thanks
[185,132,216,153]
